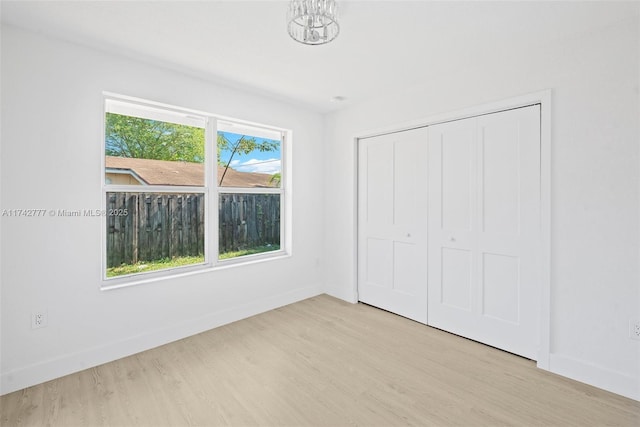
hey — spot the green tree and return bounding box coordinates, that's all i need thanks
[217,133,279,186]
[269,172,281,187]
[106,113,204,163]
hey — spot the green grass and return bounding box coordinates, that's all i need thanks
[218,244,280,260]
[107,255,205,277]
[107,244,280,277]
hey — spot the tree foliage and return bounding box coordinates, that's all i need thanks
[106,113,205,163]
[217,133,280,186]
[105,114,280,185]
[269,172,282,186]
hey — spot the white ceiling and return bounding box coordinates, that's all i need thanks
[1,1,636,113]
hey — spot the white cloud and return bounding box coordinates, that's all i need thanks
[233,158,281,175]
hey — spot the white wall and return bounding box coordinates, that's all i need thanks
[0,25,325,394]
[324,14,640,400]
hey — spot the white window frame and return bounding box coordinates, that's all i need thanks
[215,120,287,266]
[101,93,290,289]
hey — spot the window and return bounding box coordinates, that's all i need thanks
[217,122,283,261]
[103,96,287,284]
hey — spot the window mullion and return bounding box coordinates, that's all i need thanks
[207,117,219,265]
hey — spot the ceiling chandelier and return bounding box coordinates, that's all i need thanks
[287,0,339,45]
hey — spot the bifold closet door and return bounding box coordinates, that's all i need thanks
[427,105,541,359]
[357,128,428,323]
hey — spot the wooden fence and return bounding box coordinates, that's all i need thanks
[106,192,280,267]
[218,193,280,254]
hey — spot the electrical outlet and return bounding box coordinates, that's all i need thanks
[629,319,640,341]
[31,311,47,329]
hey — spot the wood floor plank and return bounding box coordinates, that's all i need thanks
[1,295,639,426]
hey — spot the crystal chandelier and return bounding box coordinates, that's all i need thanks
[287,0,339,45]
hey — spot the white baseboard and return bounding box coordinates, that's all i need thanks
[1,283,323,396]
[548,353,639,401]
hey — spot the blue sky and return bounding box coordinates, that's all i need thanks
[218,131,281,175]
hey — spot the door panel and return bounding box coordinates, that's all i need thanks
[394,140,420,226]
[482,253,520,323]
[366,142,393,227]
[481,120,520,235]
[365,238,392,288]
[441,248,472,311]
[394,241,421,295]
[428,105,541,359]
[441,126,474,232]
[358,129,428,323]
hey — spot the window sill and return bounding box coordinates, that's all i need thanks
[101,251,290,291]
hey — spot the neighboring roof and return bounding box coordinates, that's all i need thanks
[105,156,276,188]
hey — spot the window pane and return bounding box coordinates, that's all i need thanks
[105,113,205,186]
[218,193,280,260]
[217,129,281,188]
[106,192,205,277]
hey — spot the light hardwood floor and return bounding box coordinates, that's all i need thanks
[1,295,639,426]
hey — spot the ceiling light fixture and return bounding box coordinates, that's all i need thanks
[287,0,339,45]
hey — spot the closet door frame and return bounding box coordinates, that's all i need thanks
[354,90,551,369]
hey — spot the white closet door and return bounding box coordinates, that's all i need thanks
[358,128,428,323]
[427,105,541,359]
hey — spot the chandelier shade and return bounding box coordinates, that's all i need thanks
[287,0,339,45]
